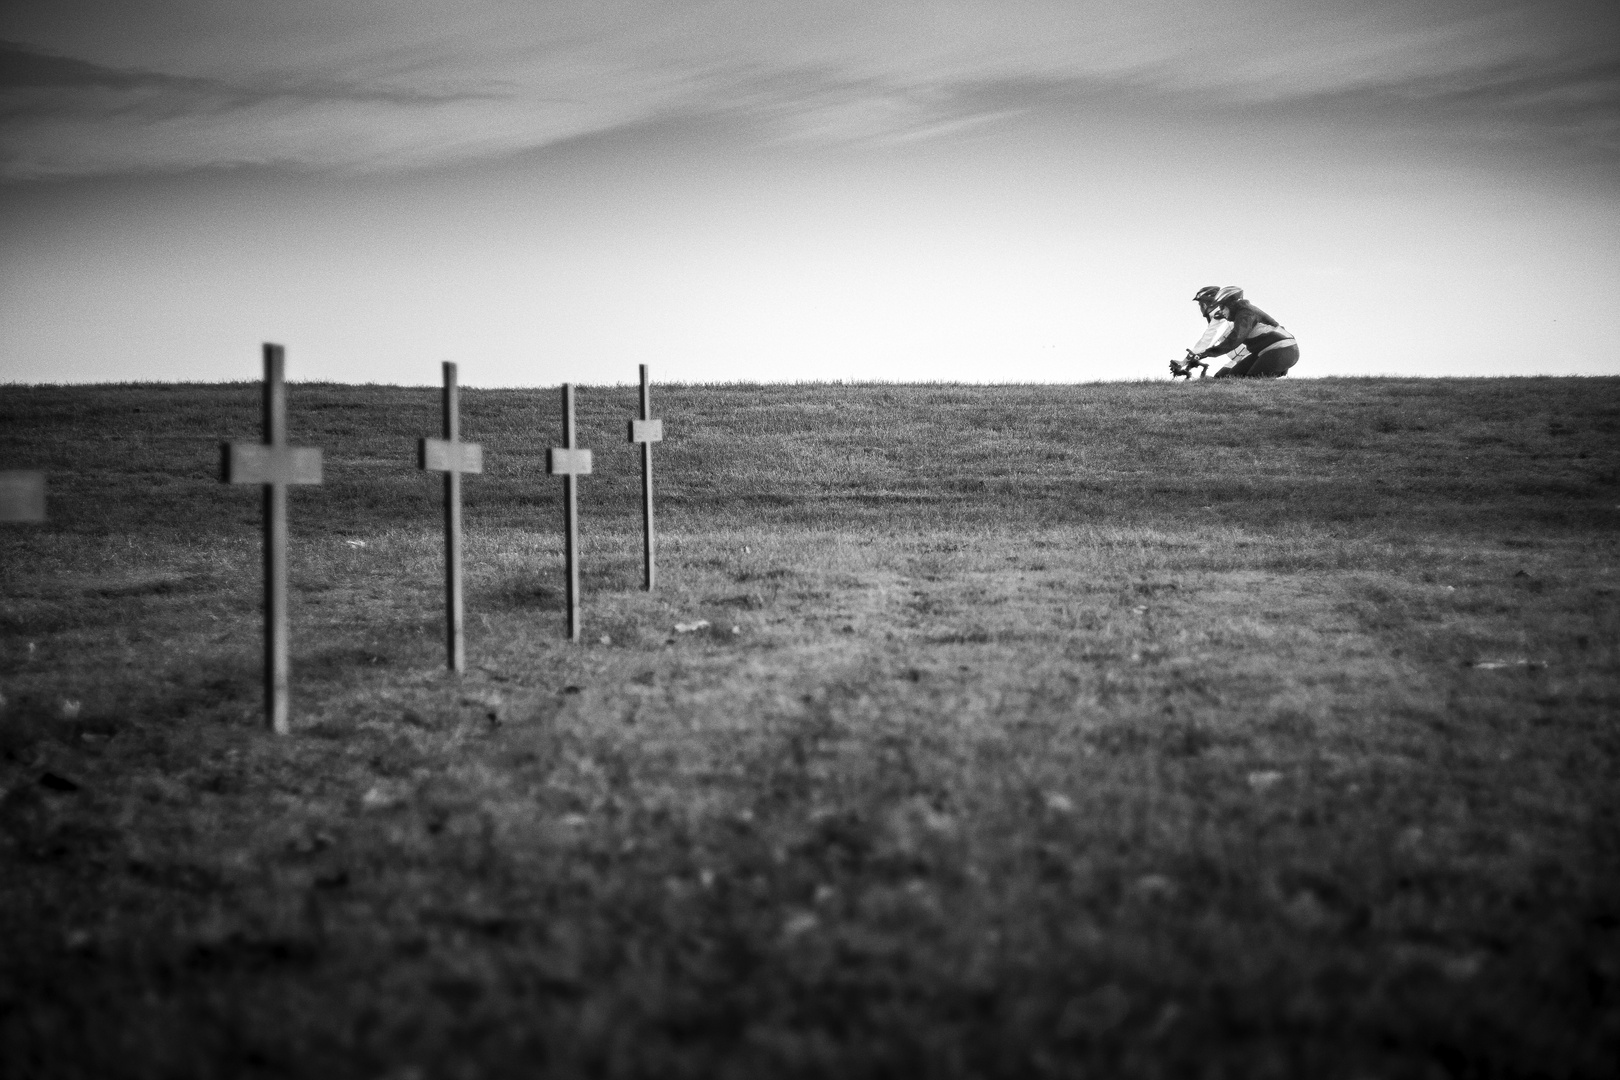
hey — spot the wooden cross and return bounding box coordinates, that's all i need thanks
[0,471,46,523]
[628,363,664,591]
[418,361,483,672]
[545,383,592,642]
[220,343,323,735]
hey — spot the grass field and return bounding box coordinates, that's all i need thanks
[2,376,1618,1078]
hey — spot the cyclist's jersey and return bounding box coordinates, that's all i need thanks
[1203,300,1294,358]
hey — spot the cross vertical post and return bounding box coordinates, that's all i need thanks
[220,343,323,734]
[418,361,484,672]
[546,384,592,642]
[264,347,288,734]
[0,471,46,523]
[628,363,664,591]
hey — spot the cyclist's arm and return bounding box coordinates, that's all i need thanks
[1196,310,1255,358]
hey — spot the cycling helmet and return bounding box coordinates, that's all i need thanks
[1213,285,1244,306]
[1193,285,1220,304]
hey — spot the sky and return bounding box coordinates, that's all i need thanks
[2,0,1618,386]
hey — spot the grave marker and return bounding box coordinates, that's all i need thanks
[418,361,483,672]
[628,363,664,590]
[546,383,592,642]
[0,471,46,523]
[220,343,323,734]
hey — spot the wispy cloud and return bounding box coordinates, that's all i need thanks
[1347,54,1620,152]
[1,0,1616,179]
[0,40,624,177]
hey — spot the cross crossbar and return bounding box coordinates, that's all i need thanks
[221,444,323,485]
[0,471,46,523]
[419,438,483,474]
[629,418,664,443]
[547,448,593,475]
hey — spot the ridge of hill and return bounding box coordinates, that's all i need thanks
[4,376,1617,539]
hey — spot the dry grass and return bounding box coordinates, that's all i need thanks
[1,377,1618,1078]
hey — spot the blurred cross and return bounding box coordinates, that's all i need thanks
[220,343,323,734]
[418,361,483,672]
[546,383,592,642]
[0,471,46,523]
[628,363,664,591]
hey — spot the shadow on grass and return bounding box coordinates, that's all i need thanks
[484,579,564,612]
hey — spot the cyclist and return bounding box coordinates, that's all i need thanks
[1192,286,1298,378]
[1171,285,1227,378]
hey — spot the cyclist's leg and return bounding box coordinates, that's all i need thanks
[1247,343,1299,377]
[1225,351,1260,377]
